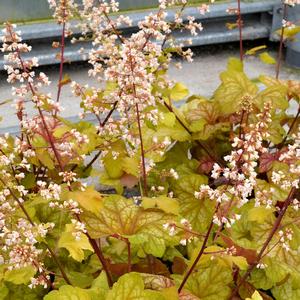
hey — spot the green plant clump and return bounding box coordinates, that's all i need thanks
[0,0,300,299]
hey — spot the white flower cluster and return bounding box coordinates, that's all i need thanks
[49,199,82,214]
[0,217,54,289]
[1,23,64,117]
[48,0,77,30]
[71,219,87,240]
[278,228,293,252]
[195,103,272,208]
[283,0,300,6]
[37,181,62,200]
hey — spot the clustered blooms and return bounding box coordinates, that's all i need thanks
[278,228,293,252]
[283,0,300,6]
[282,19,296,29]
[163,218,196,245]
[69,0,204,175]
[2,0,300,295]
[0,133,58,289]
[1,22,90,169]
[0,217,54,287]
[0,23,56,112]
[195,102,272,226]
[48,0,77,32]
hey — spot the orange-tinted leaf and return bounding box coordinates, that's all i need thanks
[259,152,280,173]
[133,257,170,277]
[221,235,257,264]
[59,74,71,86]
[120,173,138,188]
[172,257,187,275]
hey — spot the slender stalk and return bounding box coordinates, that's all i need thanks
[279,105,300,148]
[56,0,67,105]
[83,150,102,172]
[101,101,118,127]
[56,19,66,104]
[230,187,295,298]
[83,100,119,172]
[102,11,124,44]
[136,103,148,196]
[12,35,113,287]
[239,110,245,139]
[237,0,244,61]
[127,239,132,273]
[275,4,288,79]
[0,177,72,285]
[178,203,220,293]
[46,246,72,285]
[85,234,113,287]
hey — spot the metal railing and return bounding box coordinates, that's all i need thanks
[0,0,283,70]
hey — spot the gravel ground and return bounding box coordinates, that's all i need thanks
[0,40,299,130]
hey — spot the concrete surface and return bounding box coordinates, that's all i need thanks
[0,43,299,130]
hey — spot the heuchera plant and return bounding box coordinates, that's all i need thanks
[0,0,300,299]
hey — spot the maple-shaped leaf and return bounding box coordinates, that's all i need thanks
[58,223,93,262]
[214,69,258,115]
[259,152,280,173]
[171,174,214,233]
[184,99,230,140]
[186,99,220,125]
[106,272,165,300]
[271,276,300,300]
[133,257,171,277]
[179,261,233,300]
[81,195,178,258]
[220,234,257,265]
[179,290,200,300]
[253,84,288,111]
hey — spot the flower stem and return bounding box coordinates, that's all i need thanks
[230,186,295,298]
[136,103,148,196]
[56,17,66,105]
[178,203,220,293]
[275,4,288,79]
[0,177,72,285]
[237,0,244,61]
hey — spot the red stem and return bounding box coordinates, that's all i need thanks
[279,105,300,148]
[0,177,72,285]
[178,203,220,293]
[10,28,113,287]
[85,234,113,287]
[230,187,295,298]
[56,18,66,104]
[275,4,288,79]
[136,103,148,196]
[237,0,244,61]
